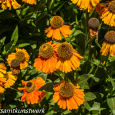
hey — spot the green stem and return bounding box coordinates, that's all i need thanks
[88,38,91,62]
[84,10,88,50]
[90,56,103,87]
[64,73,68,82]
[55,72,63,80]
[94,56,103,76]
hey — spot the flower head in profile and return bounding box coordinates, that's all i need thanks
[71,0,100,13]
[88,18,100,38]
[7,48,29,69]
[18,77,46,104]
[34,41,57,74]
[100,31,115,57]
[4,71,17,88]
[99,0,115,27]
[53,80,85,110]
[55,42,83,73]
[10,59,20,75]
[0,0,21,10]
[45,16,72,41]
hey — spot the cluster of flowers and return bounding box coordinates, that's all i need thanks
[1,0,115,111]
[0,15,85,110]
[0,63,17,93]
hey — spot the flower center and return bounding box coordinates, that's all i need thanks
[104,31,115,43]
[15,51,25,62]
[50,16,64,28]
[39,43,54,58]
[88,18,100,29]
[59,82,74,98]
[10,59,20,68]
[25,81,36,93]
[108,1,115,13]
[57,42,73,59]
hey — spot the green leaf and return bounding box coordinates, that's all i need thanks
[109,76,115,90]
[90,102,100,111]
[18,43,30,47]
[39,82,57,92]
[77,74,89,88]
[11,25,18,45]
[107,97,115,110]
[0,9,5,13]
[112,109,115,115]
[22,6,29,15]
[73,30,85,36]
[84,101,91,111]
[2,41,14,54]
[77,74,98,88]
[85,92,96,101]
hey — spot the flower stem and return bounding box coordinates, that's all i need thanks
[88,38,91,62]
[90,56,103,87]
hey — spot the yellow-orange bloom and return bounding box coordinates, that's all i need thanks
[0,63,7,93]
[4,71,17,88]
[22,0,36,4]
[53,80,85,110]
[71,0,100,13]
[0,0,21,10]
[99,0,115,27]
[100,31,115,57]
[0,63,6,77]
[45,16,72,41]
[55,42,83,73]
[34,41,57,74]
[18,77,46,104]
[7,48,29,69]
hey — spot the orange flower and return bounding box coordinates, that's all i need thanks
[34,42,57,74]
[4,71,17,88]
[71,0,100,13]
[0,0,21,10]
[99,0,115,27]
[22,0,36,4]
[45,16,72,41]
[18,77,46,104]
[53,80,85,110]
[0,63,6,77]
[55,42,83,73]
[0,78,6,93]
[100,31,115,57]
[7,48,29,69]
[0,63,7,93]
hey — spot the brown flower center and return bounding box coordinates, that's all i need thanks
[39,43,54,58]
[88,18,100,29]
[108,1,115,13]
[10,59,20,68]
[25,81,36,93]
[15,51,25,62]
[104,31,115,43]
[59,82,74,98]
[50,16,64,28]
[57,42,73,59]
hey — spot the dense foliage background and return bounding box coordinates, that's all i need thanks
[0,0,115,114]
